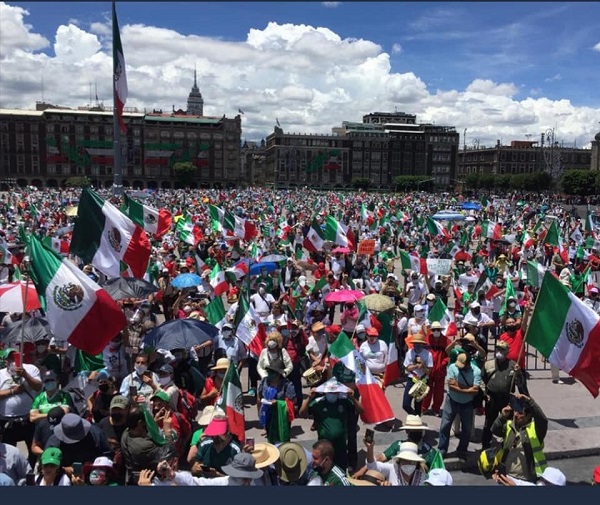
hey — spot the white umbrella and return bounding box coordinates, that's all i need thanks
[0,281,41,313]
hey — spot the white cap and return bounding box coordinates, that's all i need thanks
[469,301,481,309]
[414,304,424,312]
[355,324,366,334]
[539,467,566,486]
[424,468,453,486]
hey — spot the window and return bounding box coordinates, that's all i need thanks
[160,131,170,139]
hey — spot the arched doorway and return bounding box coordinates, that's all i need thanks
[133,180,144,189]
[189,182,198,189]
[147,181,158,190]
[123,180,130,188]
[16,178,28,187]
[31,179,43,188]
[161,181,171,189]
[104,180,113,188]
[47,179,58,188]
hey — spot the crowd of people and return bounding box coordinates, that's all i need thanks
[1,186,600,487]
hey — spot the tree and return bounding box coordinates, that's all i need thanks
[561,169,596,196]
[172,161,197,187]
[464,173,480,189]
[64,176,91,188]
[351,177,372,190]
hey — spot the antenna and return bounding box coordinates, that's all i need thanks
[41,75,45,102]
[95,82,99,104]
[89,82,92,105]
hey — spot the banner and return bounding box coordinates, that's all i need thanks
[426,258,452,275]
[357,239,376,256]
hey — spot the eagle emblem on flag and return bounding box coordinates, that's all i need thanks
[565,318,584,348]
[53,283,85,311]
[144,213,156,225]
[108,227,122,253]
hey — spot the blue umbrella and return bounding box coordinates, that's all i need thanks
[462,202,482,211]
[249,261,278,276]
[142,319,219,351]
[171,273,202,289]
[432,212,465,221]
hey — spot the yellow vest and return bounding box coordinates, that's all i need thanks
[504,420,547,478]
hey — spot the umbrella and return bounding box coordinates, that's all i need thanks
[142,318,219,351]
[103,277,158,301]
[54,224,74,237]
[332,247,351,254]
[361,293,396,312]
[65,205,78,217]
[171,273,202,289]
[0,281,42,313]
[462,202,482,211]
[432,212,464,221]
[250,261,278,276]
[0,317,54,345]
[259,254,287,264]
[324,290,365,303]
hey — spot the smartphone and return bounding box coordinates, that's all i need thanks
[72,462,83,475]
[25,472,36,486]
[364,428,375,444]
[129,385,138,398]
[246,437,255,451]
[12,351,21,368]
[497,462,507,476]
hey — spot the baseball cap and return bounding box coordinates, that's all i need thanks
[41,447,63,466]
[158,364,174,374]
[423,468,453,486]
[110,395,130,410]
[151,390,170,403]
[47,406,66,426]
[539,467,566,486]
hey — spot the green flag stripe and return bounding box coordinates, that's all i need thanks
[69,188,106,264]
[205,296,226,325]
[28,233,62,293]
[124,194,145,228]
[328,330,355,357]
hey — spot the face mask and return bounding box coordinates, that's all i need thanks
[44,381,57,392]
[258,288,266,295]
[316,331,326,339]
[222,331,233,339]
[413,344,423,353]
[400,464,416,476]
[110,412,124,423]
[325,393,338,403]
[357,332,366,341]
[508,302,516,308]
[495,352,506,361]
[472,309,481,316]
[427,301,434,307]
[89,469,107,485]
[268,340,278,350]
[432,331,441,338]
[134,364,147,375]
[98,383,110,393]
[158,376,171,386]
[290,330,299,337]
[415,312,424,319]
[281,330,290,338]
[37,344,48,353]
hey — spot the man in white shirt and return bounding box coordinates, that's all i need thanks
[359,328,388,378]
[405,271,427,315]
[329,253,345,281]
[402,335,433,416]
[584,286,600,315]
[250,283,276,323]
[458,265,479,292]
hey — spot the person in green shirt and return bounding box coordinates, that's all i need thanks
[192,415,242,475]
[29,370,75,424]
[255,268,274,295]
[308,440,351,486]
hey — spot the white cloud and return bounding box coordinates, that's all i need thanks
[544,73,562,83]
[0,2,598,149]
[593,42,600,52]
[322,2,342,8]
[392,43,402,54]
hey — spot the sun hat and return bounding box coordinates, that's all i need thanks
[393,441,425,463]
[400,415,431,431]
[211,358,230,371]
[410,333,427,345]
[539,467,566,486]
[462,333,476,342]
[430,321,443,331]
[314,377,348,394]
[151,390,170,403]
[251,442,280,469]
[347,469,386,486]
[53,413,91,444]
[203,414,229,437]
[198,406,215,426]
[222,452,263,479]
[426,293,436,301]
[110,395,129,410]
[41,447,63,466]
[311,321,326,332]
[274,442,308,483]
[424,468,453,486]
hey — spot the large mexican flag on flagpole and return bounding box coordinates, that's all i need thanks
[70,188,151,278]
[328,332,394,425]
[204,295,227,329]
[112,1,128,134]
[216,360,245,443]
[303,219,325,252]
[122,193,172,237]
[26,234,127,355]
[209,264,228,297]
[526,271,600,397]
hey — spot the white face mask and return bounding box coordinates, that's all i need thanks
[258,287,266,295]
[325,393,338,403]
[400,464,416,476]
[433,331,441,337]
[222,330,233,339]
[134,364,147,375]
[267,340,278,350]
[158,376,171,386]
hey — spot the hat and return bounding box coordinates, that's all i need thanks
[509,395,526,413]
[251,442,280,469]
[274,442,308,483]
[42,369,58,382]
[539,467,566,486]
[82,265,93,274]
[393,441,425,463]
[88,456,113,469]
[41,447,63,466]
[183,305,192,314]
[298,275,307,287]
[430,321,443,331]
[152,390,170,403]
[400,415,431,431]
[313,304,326,312]
[211,358,230,371]
[424,468,453,486]
[318,262,325,269]
[222,452,263,479]
[398,304,408,313]
[425,294,436,302]
[463,313,479,326]
[410,333,427,345]
[311,321,326,332]
[498,254,507,259]
[347,469,386,486]
[455,353,469,369]
[198,406,224,426]
[203,414,229,437]
[325,324,342,335]
[469,301,481,310]
[266,363,285,376]
[222,322,234,330]
[414,304,424,312]
[496,340,510,351]
[47,406,66,426]
[53,413,91,444]
[355,323,366,334]
[591,286,599,294]
[366,327,379,337]
[462,333,476,342]
[110,395,129,410]
[158,364,174,374]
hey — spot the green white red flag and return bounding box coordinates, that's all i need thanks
[233,294,266,357]
[481,220,502,240]
[527,271,600,397]
[112,1,128,134]
[303,219,325,252]
[175,213,203,245]
[427,217,450,239]
[216,360,245,443]
[209,263,228,297]
[427,298,458,337]
[399,250,421,273]
[122,193,172,237]
[526,260,546,288]
[325,215,354,249]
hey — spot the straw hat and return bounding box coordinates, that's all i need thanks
[347,469,386,486]
[274,442,308,483]
[393,441,425,463]
[251,442,280,469]
[410,333,427,345]
[211,358,230,371]
[429,321,443,331]
[400,415,431,431]
[311,321,326,332]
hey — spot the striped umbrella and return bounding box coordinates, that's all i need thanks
[0,281,42,313]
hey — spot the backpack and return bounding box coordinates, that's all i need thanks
[176,387,199,424]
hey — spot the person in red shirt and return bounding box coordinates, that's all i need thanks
[498,313,530,395]
[454,245,471,264]
[313,262,329,280]
[421,321,449,417]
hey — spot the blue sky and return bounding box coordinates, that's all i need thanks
[1,1,599,146]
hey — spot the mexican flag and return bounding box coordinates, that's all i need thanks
[360,203,369,223]
[216,360,245,443]
[427,217,450,240]
[112,1,128,134]
[325,215,353,249]
[42,236,69,256]
[205,295,227,329]
[427,298,457,337]
[527,271,600,397]
[26,234,127,355]
[526,260,546,288]
[522,230,535,249]
[209,205,256,241]
[0,239,13,265]
[122,193,172,237]
[376,311,400,387]
[328,331,395,425]
[399,250,421,273]
[225,260,249,283]
[481,220,502,240]
[499,278,517,317]
[209,264,228,297]
[585,210,596,236]
[70,188,151,278]
[545,220,568,263]
[175,213,202,245]
[233,294,266,357]
[303,219,325,252]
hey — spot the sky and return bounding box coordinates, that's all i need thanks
[1,1,599,148]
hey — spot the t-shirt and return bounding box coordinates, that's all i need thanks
[195,438,242,472]
[189,428,205,447]
[308,397,352,454]
[403,348,434,381]
[319,465,351,486]
[359,340,388,375]
[0,364,42,417]
[33,419,55,448]
[446,363,481,404]
[98,416,127,449]
[31,390,75,414]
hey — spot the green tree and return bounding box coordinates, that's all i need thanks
[172,161,197,187]
[495,174,511,191]
[464,173,480,189]
[64,176,91,188]
[561,169,596,196]
[351,177,372,190]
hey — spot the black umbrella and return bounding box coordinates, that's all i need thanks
[0,317,54,345]
[142,318,219,351]
[103,277,158,301]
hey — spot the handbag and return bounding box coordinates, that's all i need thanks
[459,369,485,408]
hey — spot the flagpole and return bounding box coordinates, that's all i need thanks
[112,0,123,197]
[19,259,31,356]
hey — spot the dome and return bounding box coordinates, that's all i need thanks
[595,131,600,142]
